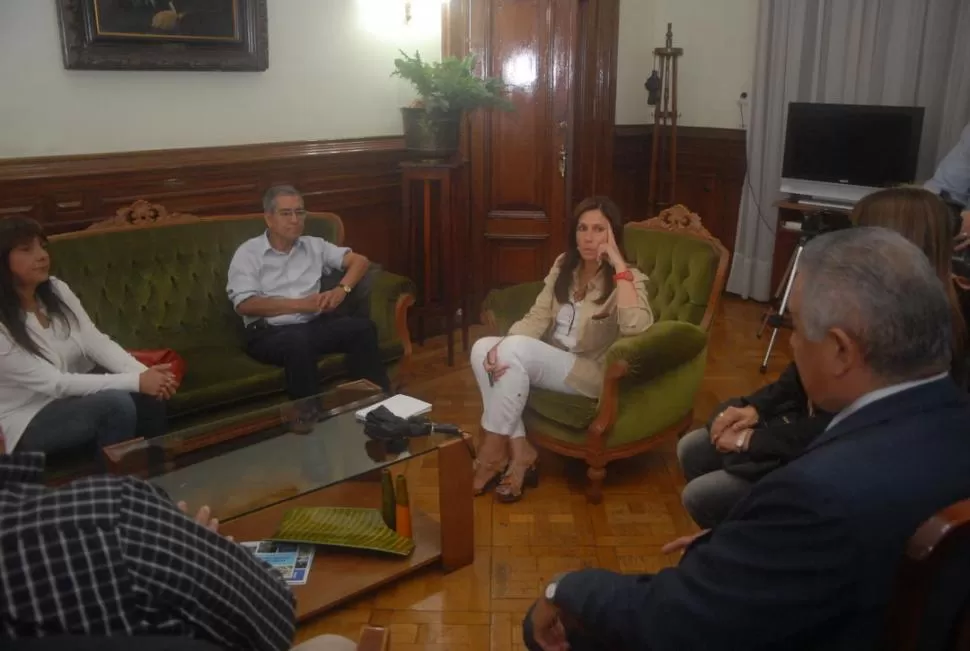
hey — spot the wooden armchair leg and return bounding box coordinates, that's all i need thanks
[586,461,606,504]
[393,356,415,393]
[391,293,416,393]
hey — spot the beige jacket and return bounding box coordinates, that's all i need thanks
[507,254,654,398]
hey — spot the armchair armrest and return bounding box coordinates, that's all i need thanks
[588,321,708,443]
[370,271,416,353]
[482,281,544,334]
[605,320,708,383]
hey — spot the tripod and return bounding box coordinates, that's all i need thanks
[757,234,810,373]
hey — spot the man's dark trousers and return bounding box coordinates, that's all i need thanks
[245,313,390,398]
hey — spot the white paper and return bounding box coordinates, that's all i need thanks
[355,394,432,421]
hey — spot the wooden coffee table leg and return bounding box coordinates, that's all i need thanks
[437,436,474,571]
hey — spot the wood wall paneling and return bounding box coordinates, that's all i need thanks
[612,125,745,255]
[572,0,620,205]
[464,0,574,295]
[0,138,411,274]
[445,0,620,305]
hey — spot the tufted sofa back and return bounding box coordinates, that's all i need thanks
[623,224,723,327]
[48,214,342,351]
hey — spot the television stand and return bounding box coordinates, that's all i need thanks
[758,198,856,371]
[794,197,856,211]
[770,198,853,290]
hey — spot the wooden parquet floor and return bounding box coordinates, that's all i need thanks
[295,296,793,650]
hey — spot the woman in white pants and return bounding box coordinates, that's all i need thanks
[470,197,654,502]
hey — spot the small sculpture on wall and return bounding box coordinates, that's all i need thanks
[55,0,269,71]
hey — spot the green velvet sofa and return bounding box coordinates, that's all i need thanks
[482,205,729,502]
[48,202,415,433]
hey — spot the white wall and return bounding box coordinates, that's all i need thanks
[616,0,759,129]
[0,0,442,159]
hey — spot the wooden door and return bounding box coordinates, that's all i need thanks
[448,0,580,300]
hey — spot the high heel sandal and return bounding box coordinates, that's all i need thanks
[494,461,539,503]
[473,457,509,496]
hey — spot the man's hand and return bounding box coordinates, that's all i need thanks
[317,287,347,312]
[293,294,324,314]
[293,291,344,314]
[529,598,570,651]
[177,501,234,541]
[710,405,759,442]
[662,529,711,555]
[714,427,754,453]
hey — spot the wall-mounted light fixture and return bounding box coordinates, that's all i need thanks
[357,0,444,37]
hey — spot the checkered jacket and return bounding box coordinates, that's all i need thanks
[0,453,295,650]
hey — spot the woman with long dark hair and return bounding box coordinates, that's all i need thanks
[0,217,177,460]
[470,197,654,502]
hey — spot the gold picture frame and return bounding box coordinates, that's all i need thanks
[56,0,269,71]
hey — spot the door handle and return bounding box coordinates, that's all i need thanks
[558,145,567,178]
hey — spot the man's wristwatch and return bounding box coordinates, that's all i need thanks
[545,572,567,602]
[338,283,352,294]
[736,429,751,451]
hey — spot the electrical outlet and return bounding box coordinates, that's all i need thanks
[737,91,750,128]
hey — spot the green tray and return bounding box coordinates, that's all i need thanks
[269,506,416,557]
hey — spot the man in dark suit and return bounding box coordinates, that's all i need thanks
[524,227,970,651]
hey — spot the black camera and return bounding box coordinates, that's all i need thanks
[801,209,854,237]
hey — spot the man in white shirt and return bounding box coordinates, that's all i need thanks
[226,186,390,403]
[925,121,970,238]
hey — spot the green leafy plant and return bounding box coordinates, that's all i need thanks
[392,50,513,117]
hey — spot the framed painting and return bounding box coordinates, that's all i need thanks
[56,0,268,71]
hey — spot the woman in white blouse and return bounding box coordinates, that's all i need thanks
[469,197,654,502]
[0,217,178,460]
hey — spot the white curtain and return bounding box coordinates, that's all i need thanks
[727,0,970,301]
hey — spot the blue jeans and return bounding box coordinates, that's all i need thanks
[676,427,753,528]
[18,390,166,463]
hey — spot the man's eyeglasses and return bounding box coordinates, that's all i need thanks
[276,208,308,221]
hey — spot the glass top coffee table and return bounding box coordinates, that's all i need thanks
[103,380,474,622]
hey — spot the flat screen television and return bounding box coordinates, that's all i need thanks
[780,102,925,205]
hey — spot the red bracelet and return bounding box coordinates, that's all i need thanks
[613,269,634,282]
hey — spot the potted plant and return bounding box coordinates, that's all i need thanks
[392,50,512,158]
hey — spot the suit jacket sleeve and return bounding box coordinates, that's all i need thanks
[552,473,857,651]
[742,362,806,418]
[507,257,562,339]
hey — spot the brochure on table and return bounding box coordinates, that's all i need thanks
[241,540,315,585]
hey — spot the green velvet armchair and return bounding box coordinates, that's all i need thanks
[482,205,729,502]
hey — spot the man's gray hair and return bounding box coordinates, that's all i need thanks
[262,185,302,213]
[798,227,952,381]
